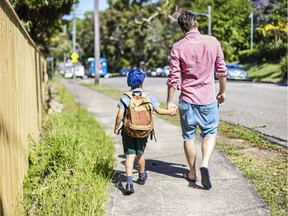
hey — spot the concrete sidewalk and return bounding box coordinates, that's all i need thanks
[62,80,270,216]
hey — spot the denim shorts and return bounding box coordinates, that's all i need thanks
[178,98,219,141]
[121,130,148,155]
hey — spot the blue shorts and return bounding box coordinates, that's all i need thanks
[178,98,219,141]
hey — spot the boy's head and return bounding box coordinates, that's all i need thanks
[127,69,146,88]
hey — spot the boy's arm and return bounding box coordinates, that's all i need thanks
[114,108,124,135]
[155,107,177,116]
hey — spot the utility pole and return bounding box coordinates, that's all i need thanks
[94,0,100,85]
[249,12,254,50]
[72,5,76,52]
[190,5,212,35]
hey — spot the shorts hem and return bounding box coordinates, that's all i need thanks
[201,134,217,138]
[183,138,196,142]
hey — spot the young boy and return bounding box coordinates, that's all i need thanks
[114,69,177,195]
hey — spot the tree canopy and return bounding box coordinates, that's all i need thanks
[9,0,78,55]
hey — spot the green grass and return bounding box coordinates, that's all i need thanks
[82,83,288,216]
[22,84,115,215]
[242,62,282,83]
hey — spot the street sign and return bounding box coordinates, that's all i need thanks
[71,52,79,63]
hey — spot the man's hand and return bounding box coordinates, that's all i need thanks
[170,107,178,116]
[114,128,120,135]
[167,101,177,110]
[217,93,225,105]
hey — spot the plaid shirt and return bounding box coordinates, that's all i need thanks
[167,30,227,105]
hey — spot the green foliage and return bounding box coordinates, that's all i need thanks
[239,42,287,64]
[22,85,115,215]
[9,0,78,55]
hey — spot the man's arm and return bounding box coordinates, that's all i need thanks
[166,46,180,109]
[167,85,177,109]
[217,76,227,105]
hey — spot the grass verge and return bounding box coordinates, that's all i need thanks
[22,84,115,215]
[83,82,287,216]
[242,62,282,83]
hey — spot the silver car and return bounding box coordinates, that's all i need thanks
[226,64,248,80]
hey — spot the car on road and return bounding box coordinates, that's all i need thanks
[226,64,248,80]
[161,66,169,77]
[120,68,131,76]
[215,63,248,80]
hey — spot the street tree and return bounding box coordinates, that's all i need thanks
[9,0,78,55]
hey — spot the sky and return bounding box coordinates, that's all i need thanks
[76,0,109,16]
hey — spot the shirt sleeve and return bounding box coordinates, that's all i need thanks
[167,46,181,90]
[146,95,160,111]
[215,40,227,77]
[117,94,130,110]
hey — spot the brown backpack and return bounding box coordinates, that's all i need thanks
[123,92,154,139]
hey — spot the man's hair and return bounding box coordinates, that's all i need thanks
[177,11,196,33]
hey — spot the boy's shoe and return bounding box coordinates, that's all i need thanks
[125,183,134,195]
[137,172,148,185]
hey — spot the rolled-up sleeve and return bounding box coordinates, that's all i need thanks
[167,46,181,90]
[215,41,227,77]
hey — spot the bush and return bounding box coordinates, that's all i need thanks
[239,42,287,64]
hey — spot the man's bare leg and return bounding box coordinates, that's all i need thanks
[201,135,216,168]
[184,141,197,179]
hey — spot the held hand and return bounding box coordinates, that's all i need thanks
[170,107,178,116]
[167,102,177,110]
[217,93,225,105]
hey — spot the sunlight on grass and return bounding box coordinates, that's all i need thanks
[242,62,282,83]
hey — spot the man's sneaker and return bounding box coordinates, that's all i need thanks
[125,183,134,195]
[137,172,148,185]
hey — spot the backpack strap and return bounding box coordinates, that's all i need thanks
[124,91,150,98]
[124,91,133,99]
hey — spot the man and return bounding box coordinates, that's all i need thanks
[166,11,227,189]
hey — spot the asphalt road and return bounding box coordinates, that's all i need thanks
[84,76,287,147]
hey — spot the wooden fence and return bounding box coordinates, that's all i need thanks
[0,0,47,215]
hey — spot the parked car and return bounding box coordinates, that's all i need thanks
[74,65,85,78]
[161,66,170,77]
[226,64,248,80]
[146,68,157,77]
[120,68,131,76]
[215,64,248,80]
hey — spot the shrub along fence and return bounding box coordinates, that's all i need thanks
[0,0,47,215]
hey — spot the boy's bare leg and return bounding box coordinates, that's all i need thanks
[136,154,145,173]
[200,135,216,168]
[184,141,197,179]
[125,154,136,176]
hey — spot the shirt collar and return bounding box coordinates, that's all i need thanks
[185,30,201,38]
[130,88,143,93]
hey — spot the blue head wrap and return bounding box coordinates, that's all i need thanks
[127,69,146,87]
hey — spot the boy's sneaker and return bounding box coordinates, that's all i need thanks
[137,172,148,185]
[125,183,134,195]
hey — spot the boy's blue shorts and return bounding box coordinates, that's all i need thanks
[121,130,147,155]
[178,98,219,141]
